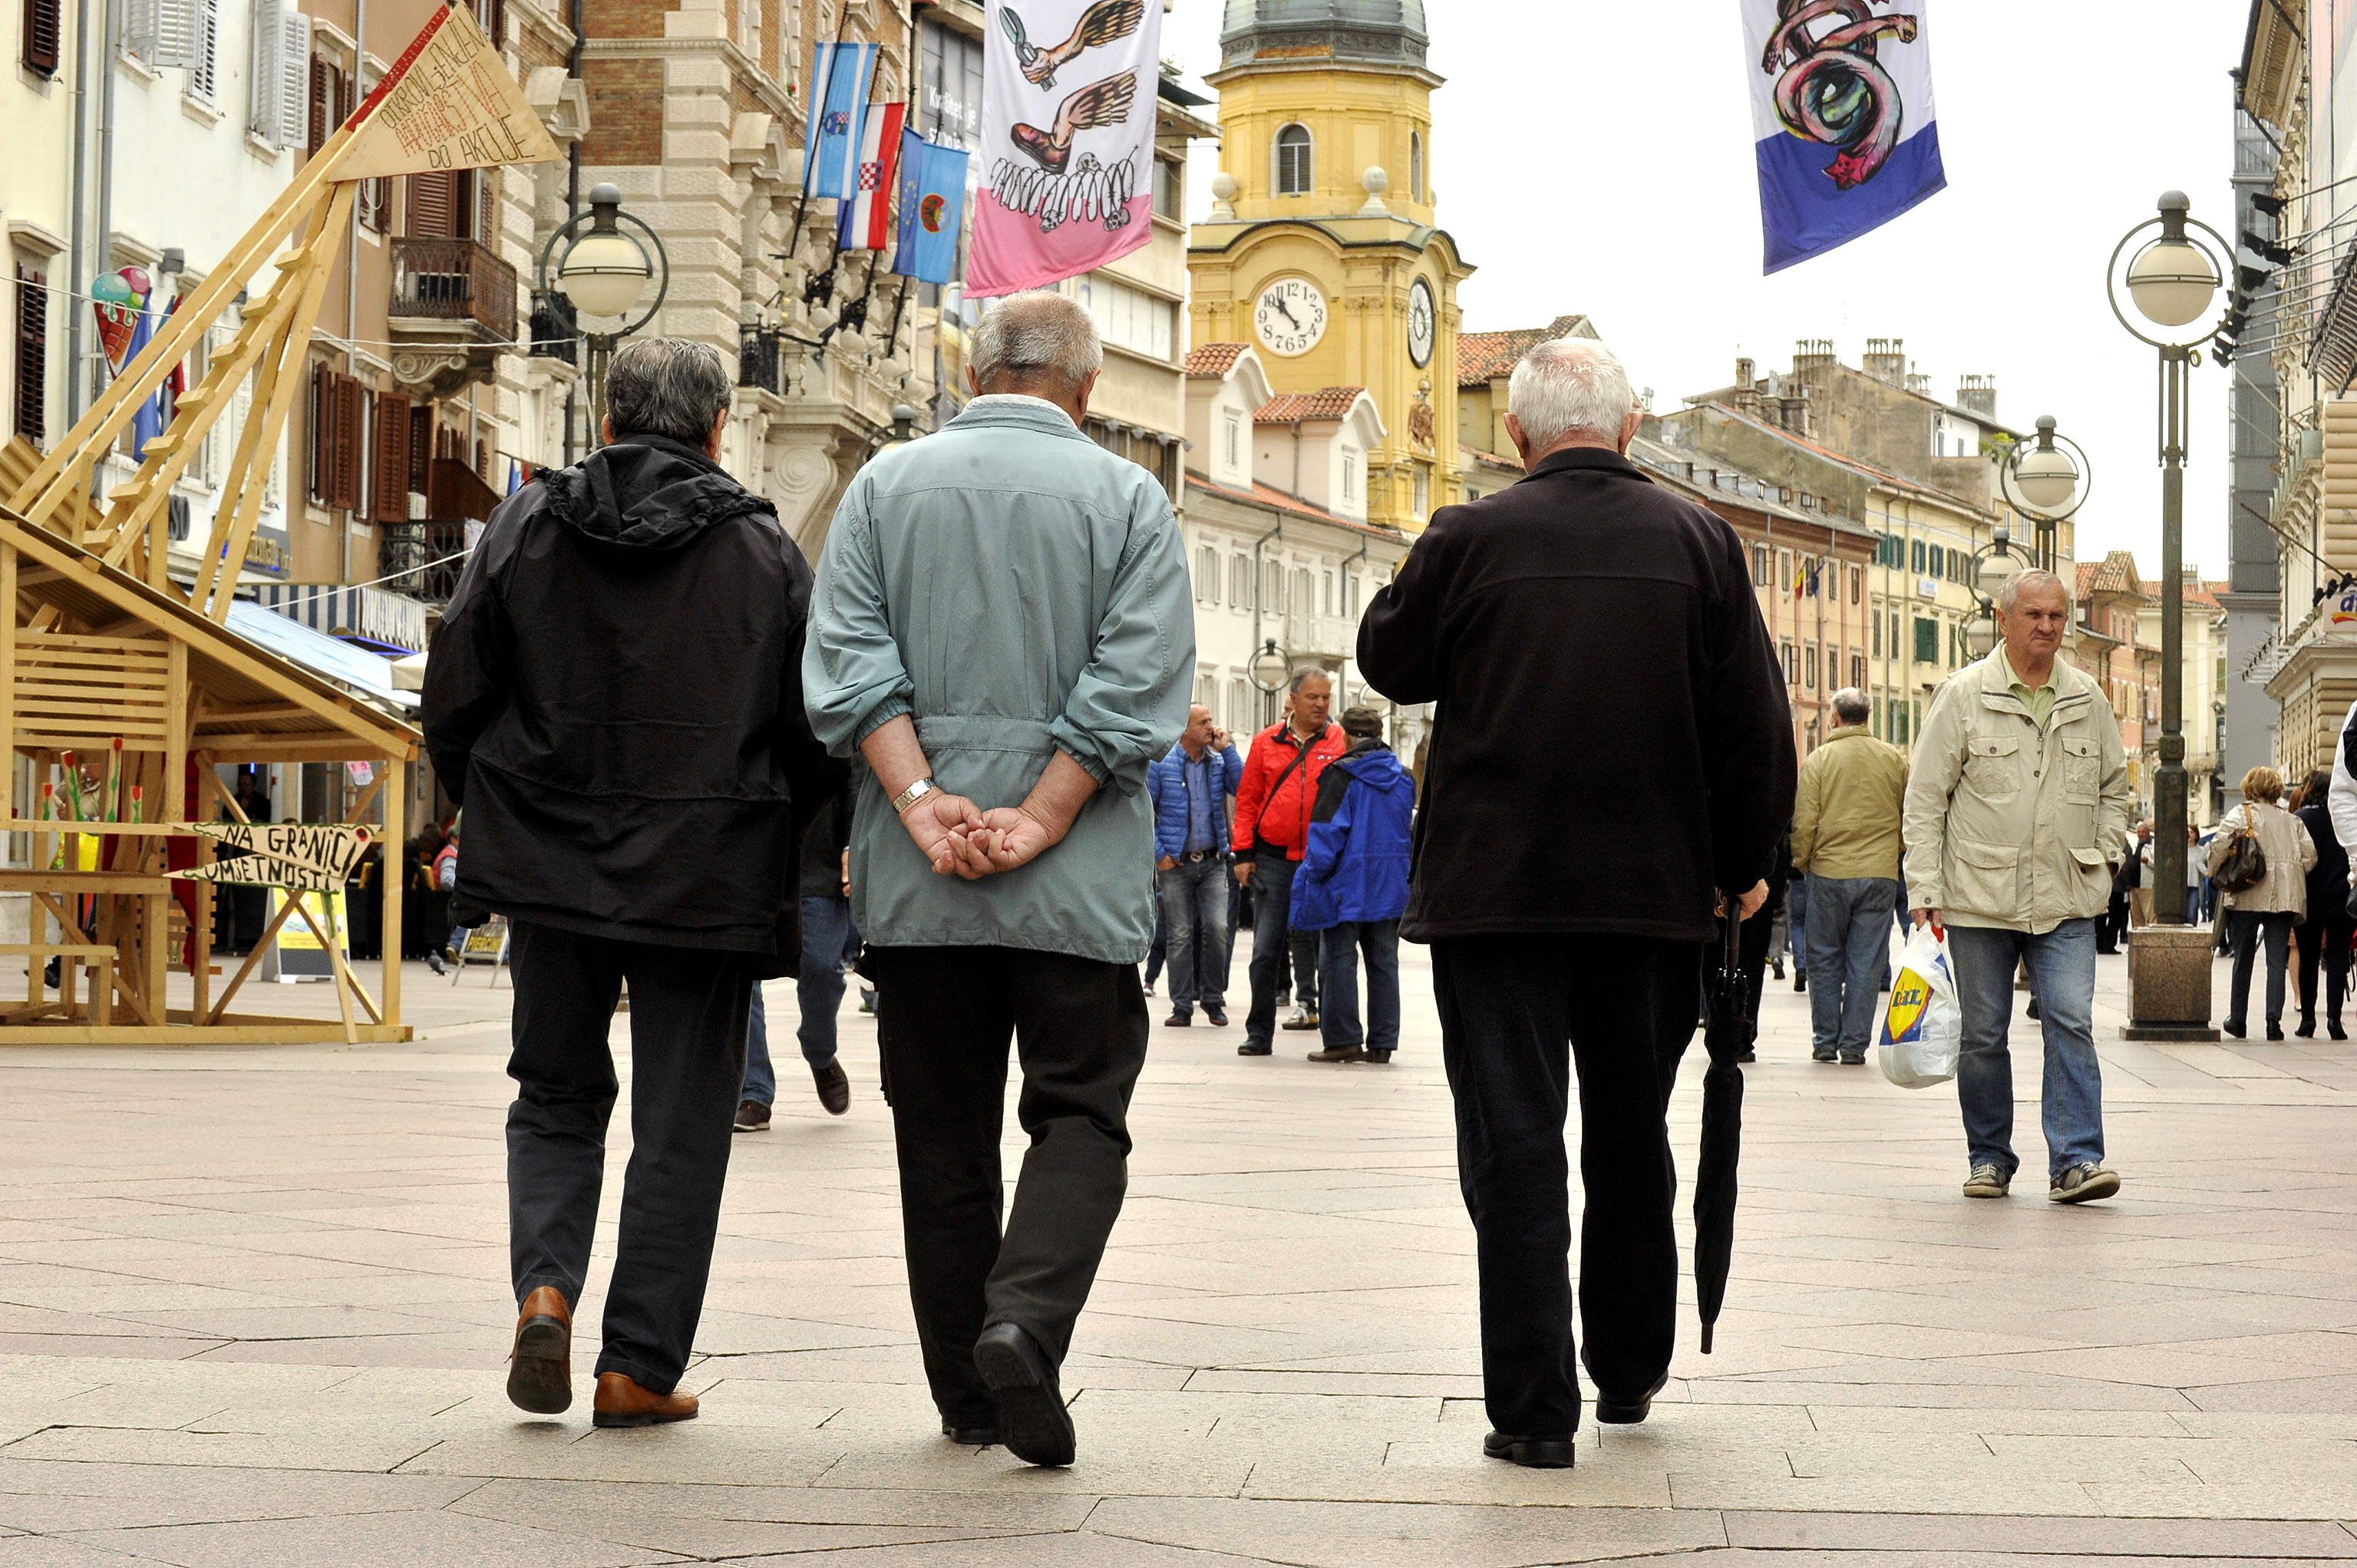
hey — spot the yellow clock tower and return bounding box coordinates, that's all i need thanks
[1188,0,1473,533]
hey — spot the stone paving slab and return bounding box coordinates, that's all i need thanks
[2,943,2355,1562]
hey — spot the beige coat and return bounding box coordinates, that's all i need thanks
[1792,725,1908,881]
[1903,649,2134,935]
[2205,801,2316,917]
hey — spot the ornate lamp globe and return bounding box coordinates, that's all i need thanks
[2124,192,2219,328]
[557,184,654,319]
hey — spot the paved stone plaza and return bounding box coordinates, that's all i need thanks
[1,939,2354,1566]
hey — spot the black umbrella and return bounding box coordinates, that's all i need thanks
[1694,903,1750,1353]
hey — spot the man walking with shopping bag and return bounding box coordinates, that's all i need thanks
[1903,569,2132,1204]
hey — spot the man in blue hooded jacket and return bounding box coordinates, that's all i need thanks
[1291,707,1414,1064]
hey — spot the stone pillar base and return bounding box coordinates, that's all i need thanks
[2123,923,2220,1041]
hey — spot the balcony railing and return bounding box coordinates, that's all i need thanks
[377,521,472,606]
[390,237,517,342]
[1284,612,1360,662]
[530,290,579,365]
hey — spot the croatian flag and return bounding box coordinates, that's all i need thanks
[891,127,970,284]
[1743,0,1946,273]
[802,41,878,201]
[837,102,908,252]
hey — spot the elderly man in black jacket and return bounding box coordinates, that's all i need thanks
[423,338,843,1431]
[1359,337,1794,1471]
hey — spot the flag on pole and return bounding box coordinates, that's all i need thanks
[891,127,970,284]
[837,102,908,251]
[1743,0,1945,273]
[968,0,1160,296]
[127,302,167,460]
[803,41,879,201]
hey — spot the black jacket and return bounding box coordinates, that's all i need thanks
[2298,801,2349,924]
[1357,446,1795,943]
[421,434,845,972]
[798,781,854,902]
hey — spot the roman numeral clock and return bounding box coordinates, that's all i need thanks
[1253,277,1329,358]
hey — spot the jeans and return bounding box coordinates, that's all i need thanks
[2225,909,2295,1030]
[505,921,753,1394]
[868,946,1148,1426]
[1157,856,1232,1014]
[1316,919,1401,1052]
[1946,919,2104,1184]
[1245,855,1321,1040]
[1431,934,1698,1438]
[742,896,857,1108]
[1803,874,1900,1057]
[2296,913,2355,1025]
[1786,874,1809,973]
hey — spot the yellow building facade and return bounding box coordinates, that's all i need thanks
[1187,0,1472,532]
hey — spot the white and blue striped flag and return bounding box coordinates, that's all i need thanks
[803,41,879,201]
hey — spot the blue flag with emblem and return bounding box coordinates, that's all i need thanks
[890,127,969,285]
[1742,0,1946,272]
[802,41,878,201]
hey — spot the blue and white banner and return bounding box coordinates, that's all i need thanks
[1744,0,1946,274]
[802,41,879,201]
[891,127,971,284]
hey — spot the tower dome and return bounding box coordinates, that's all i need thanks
[1218,0,1428,72]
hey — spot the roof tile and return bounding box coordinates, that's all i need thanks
[1185,342,1247,376]
[1255,387,1366,423]
[1457,314,1592,386]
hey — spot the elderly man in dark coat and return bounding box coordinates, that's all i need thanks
[424,338,843,1431]
[1359,337,1794,1470]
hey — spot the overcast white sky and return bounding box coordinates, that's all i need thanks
[1164,0,2253,579]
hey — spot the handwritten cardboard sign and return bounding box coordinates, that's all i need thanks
[170,823,374,891]
[336,3,559,180]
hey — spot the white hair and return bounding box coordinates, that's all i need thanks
[1831,687,1870,725]
[1507,337,1638,451]
[970,290,1104,396]
[1996,568,2073,615]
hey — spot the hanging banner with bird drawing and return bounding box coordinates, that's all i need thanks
[1744,0,1945,273]
[967,0,1157,296]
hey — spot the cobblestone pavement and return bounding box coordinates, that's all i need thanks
[2,936,2355,1565]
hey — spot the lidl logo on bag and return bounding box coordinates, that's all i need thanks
[1884,972,1932,1043]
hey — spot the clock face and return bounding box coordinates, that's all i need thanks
[1407,277,1436,368]
[1253,277,1329,358]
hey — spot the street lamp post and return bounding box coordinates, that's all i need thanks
[1959,523,2025,662]
[1997,414,2093,575]
[538,183,670,451]
[2108,190,2226,926]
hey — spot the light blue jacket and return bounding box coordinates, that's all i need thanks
[802,396,1196,963]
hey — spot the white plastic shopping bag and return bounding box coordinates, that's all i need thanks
[1878,923,1962,1088]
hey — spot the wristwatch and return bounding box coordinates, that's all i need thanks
[890,777,942,816]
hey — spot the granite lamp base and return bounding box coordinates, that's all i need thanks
[2123,923,2221,1041]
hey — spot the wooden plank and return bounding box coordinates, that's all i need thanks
[291,895,358,1045]
[381,758,403,1032]
[165,642,186,824]
[0,545,15,775]
[0,944,114,956]
[0,1018,412,1045]
[0,873,171,893]
[194,703,311,725]
[0,820,203,836]
[191,744,214,1022]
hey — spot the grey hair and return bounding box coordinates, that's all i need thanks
[1996,567,2073,615]
[1831,687,1870,725]
[606,338,732,446]
[1507,337,1638,451]
[971,290,1103,395]
[1289,666,1332,694]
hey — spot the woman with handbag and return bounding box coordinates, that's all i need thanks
[2207,766,2317,1040]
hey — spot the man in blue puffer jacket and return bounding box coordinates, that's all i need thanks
[1292,707,1414,1064]
[1146,704,1243,1025]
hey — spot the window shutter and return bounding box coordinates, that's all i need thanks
[406,171,455,238]
[333,373,363,511]
[276,8,309,150]
[408,402,432,493]
[306,58,328,157]
[119,0,157,62]
[152,0,197,68]
[21,0,61,73]
[14,267,48,444]
[375,391,411,522]
[187,0,217,97]
[308,361,327,500]
[479,170,497,246]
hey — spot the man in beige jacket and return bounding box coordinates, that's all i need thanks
[1792,688,1909,1065]
[1903,570,2133,1204]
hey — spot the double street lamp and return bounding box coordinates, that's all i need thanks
[1959,416,2092,662]
[540,183,671,451]
[2109,190,2227,926]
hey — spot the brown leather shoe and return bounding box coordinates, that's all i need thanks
[593,1372,699,1428]
[507,1286,573,1415]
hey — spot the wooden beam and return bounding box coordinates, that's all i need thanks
[381,758,404,1032]
[289,894,358,1046]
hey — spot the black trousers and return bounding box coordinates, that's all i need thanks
[1431,933,1700,1438]
[870,945,1150,1425]
[2296,912,2356,1025]
[2225,909,2295,1031]
[506,920,754,1395]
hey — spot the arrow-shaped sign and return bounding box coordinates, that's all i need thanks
[167,823,374,890]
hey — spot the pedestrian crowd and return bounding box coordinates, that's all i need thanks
[417,312,2336,1484]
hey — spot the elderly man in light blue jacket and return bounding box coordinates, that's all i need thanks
[804,290,1193,1468]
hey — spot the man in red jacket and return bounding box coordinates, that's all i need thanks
[1233,668,1349,1054]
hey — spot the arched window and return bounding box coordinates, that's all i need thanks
[1409,131,1424,200]
[1274,124,1312,196]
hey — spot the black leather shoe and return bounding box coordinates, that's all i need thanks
[2223,1020,2246,1039]
[2333,1019,2349,1041]
[1483,1431,1575,1468]
[2296,1015,2316,1038]
[972,1323,1075,1467]
[1204,1005,1229,1026]
[1307,1045,1362,1062]
[2266,1022,2286,1041]
[812,1060,850,1115]
[1594,1374,1668,1425]
[942,1418,1000,1445]
[1362,1048,1393,1065]
[1164,1012,1192,1027]
[1238,1039,1272,1056]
